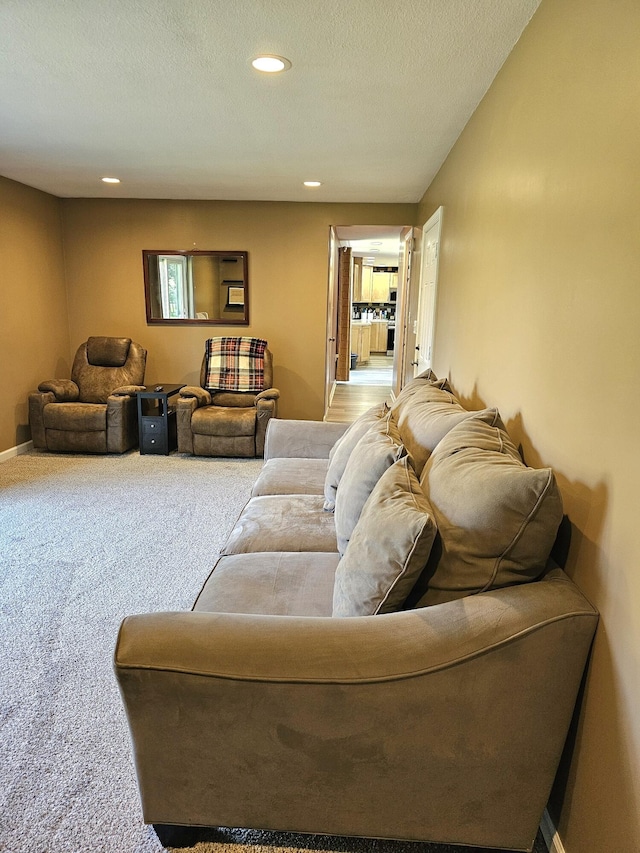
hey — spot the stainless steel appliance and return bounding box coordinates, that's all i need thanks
[387,321,395,355]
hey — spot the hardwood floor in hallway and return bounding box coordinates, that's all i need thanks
[325,355,393,423]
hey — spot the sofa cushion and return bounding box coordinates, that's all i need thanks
[334,414,405,555]
[323,402,388,511]
[393,373,452,404]
[194,552,339,616]
[416,410,563,606]
[391,381,457,417]
[251,457,328,497]
[393,390,484,477]
[333,457,437,617]
[222,495,337,554]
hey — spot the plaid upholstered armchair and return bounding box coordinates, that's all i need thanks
[29,336,147,454]
[176,337,279,457]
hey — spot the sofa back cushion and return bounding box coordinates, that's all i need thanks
[333,456,437,616]
[323,402,388,511]
[393,373,452,403]
[392,386,483,476]
[415,409,563,606]
[334,413,405,554]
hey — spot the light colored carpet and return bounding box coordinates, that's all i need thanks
[0,450,548,853]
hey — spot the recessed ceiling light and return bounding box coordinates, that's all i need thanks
[251,55,292,73]
[303,181,322,187]
[101,177,120,184]
[370,241,383,245]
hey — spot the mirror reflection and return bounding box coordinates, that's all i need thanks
[143,250,249,325]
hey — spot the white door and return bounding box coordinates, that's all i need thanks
[393,226,419,397]
[414,207,443,376]
[324,226,340,416]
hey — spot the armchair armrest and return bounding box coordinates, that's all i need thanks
[106,393,139,452]
[179,386,211,407]
[28,390,56,447]
[255,387,280,402]
[264,418,349,460]
[111,384,146,396]
[255,391,279,456]
[37,379,79,402]
[114,571,597,843]
[175,394,204,454]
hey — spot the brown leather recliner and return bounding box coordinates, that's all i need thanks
[177,345,279,458]
[29,336,147,454]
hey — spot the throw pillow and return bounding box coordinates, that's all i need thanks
[333,457,437,616]
[323,401,388,511]
[416,409,563,606]
[334,413,405,554]
[394,396,492,477]
[395,373,453,401]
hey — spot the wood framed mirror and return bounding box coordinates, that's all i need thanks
[143,250,249,325]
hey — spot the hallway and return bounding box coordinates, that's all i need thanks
[325,355,393,423]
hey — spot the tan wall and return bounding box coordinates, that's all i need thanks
[0,176,69,454]
[59,199,415,421]
[417,0,640,850]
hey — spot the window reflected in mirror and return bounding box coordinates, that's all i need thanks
[143,250,249,325]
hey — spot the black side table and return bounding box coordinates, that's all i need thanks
[137,384,185,455]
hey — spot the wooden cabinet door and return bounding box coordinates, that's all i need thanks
[361,324,371,362]
[351,325,360,358]
[361,265,373,301]
[371,321,388,352]
[372,272,390,303]
[370,322,380,351]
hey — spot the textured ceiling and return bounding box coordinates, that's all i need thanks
[0,0,540,202]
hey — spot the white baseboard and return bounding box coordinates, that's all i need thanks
[0,440,33,464]
[541,808,566,853]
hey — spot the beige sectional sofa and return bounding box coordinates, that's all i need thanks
[114,371,598,852]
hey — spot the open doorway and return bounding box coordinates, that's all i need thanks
[324,224,421,421]
[335,225,404,387]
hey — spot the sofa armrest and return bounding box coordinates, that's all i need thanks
[264,418,349,460]
[114,571,597,844]
[37,379,79,402]
[115,571,595,683]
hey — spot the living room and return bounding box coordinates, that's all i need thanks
[1,2,639,853]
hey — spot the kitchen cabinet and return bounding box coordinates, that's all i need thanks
[372,272,390,303]
[371,271,398,303]
[370,320,389,352]
[351,322,371,364]
[360,265,373,302]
